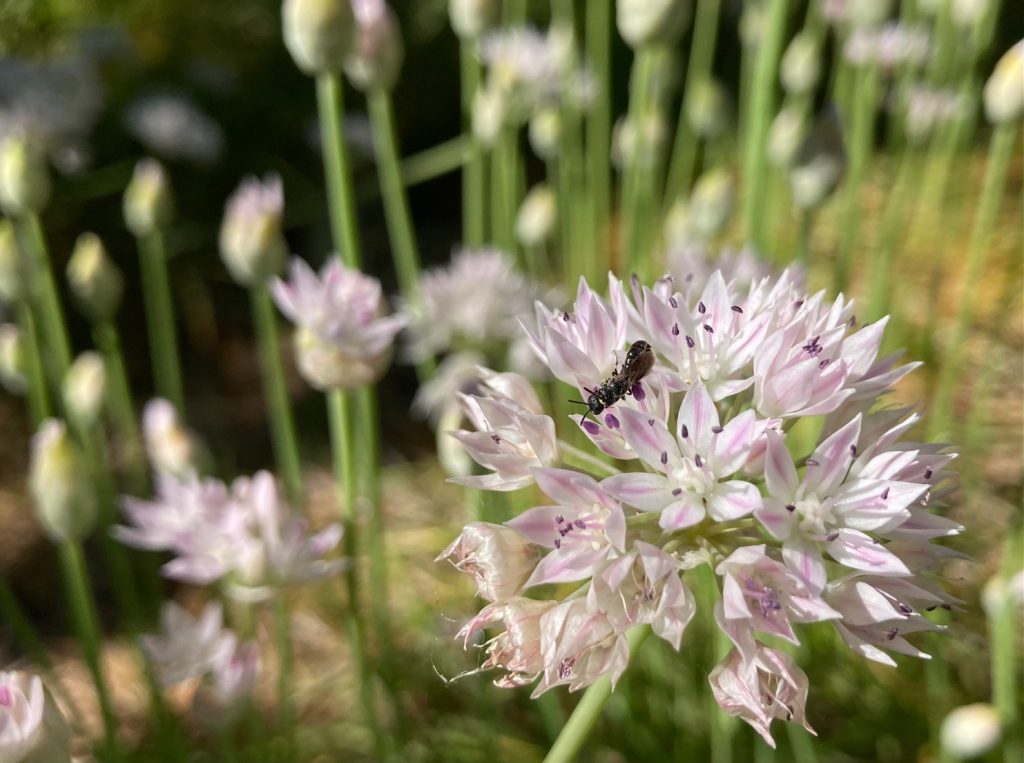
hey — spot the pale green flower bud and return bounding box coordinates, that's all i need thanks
[849,0,893,28]
[768,106,808,168]
[63,352,107,428]
[686,78,730,139]
[781,33,822,95]
[67,233,124,320]
[345,0,404,92]
[685,169,735,241]
[124,159,174,236]
[449,0,498,40]
[528,108,561,160]
[515,184,557,248]
[952,0,989,28]
[612,109,667,172]
[617,0,692,48]
[29,419,97,542]
[472,85,505,146]
[940,703,1001,759]
[0,219,23,304]
[282,0,355,75]
[789,108,845,210]
[0,133,51,216]
[219,175,287,286]
[983,40,1024,124]
[0,324,27,394]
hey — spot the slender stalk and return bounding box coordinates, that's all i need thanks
[400,135,469,188]
[585,0,612,273]
[991,530,1023,732]
[622,49,656,278]
[541,626,652,763]
[315,74,362,268]
[492,128,518,254]
[327,389,382,755]
[367,90,437,382]
[833,63,880,293]
[17,214,72,381]
[557,439,620,477]
[927,123,1017,439]
[665,0,722,204]
[273,593,296,757]
[16,302,50,424]
[93,320,147,493]
[796,208,813,271]
[741,0,788,251]
[251,285,304,506]
[137,230,185,412]
[460,42,486,246]
[58,540,118,758]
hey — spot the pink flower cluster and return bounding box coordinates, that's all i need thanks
[440,270,960,747]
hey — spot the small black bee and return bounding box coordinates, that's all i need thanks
[570,340,655,425]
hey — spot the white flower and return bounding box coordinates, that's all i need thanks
[0,671,71,763]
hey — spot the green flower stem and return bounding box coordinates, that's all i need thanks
[400,135,469,188]
[367,89,437,382]
[865,150,923,322]
[741,0,788,251]
[315,74,362,268]
[796,208,813,271]
[93,320,147,493]
[541,626,651,763]
[665,0,722,204]
[16,214,72,382]
[927,123,1017,440]
[833,63,881,293]
[251,285,304,506]
[557,439,619,477]
[459,43,486,246]
[559,105,587,286]
[137,230,185,412]
[16,301,50,424]
[991,530,1023,730]
[585,0,612,273]
[622,48,656,279]
[273,593,296,757]
[492,128,518,254]
[327,389,383,756]
[58,539,118,758]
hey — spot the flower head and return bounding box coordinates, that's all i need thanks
[29,419,97,542]
[220,174,287,286]
[143,398,207,477]
[345,0,404,92]
[272,257,406,390]
[0,670,71,763]
[437,522,540,601]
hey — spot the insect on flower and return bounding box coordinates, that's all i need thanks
[571,340,654,424]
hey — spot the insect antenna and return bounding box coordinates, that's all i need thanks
[568,399,592,425]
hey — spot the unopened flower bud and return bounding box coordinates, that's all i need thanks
[790,108,846,209]
[617,0,691,48]
[437,522,540,601]
[0,132,51,216]
[0,671,72,763]
[768,106,808,168]
[952,0,988,28]
[345,0,404,92]
[940,703,1001,759]
[528,108,561,160]
[294,324,391,390]
[983,40,1024,124]
[848,0,893,28]
[0,324,27,394]
[515,184,557,248]
[143,398,205,476]
[612,109,667,171]
[63,352,107,428]
[29,419,97,542]
[282,0,355,74]
[67,233,124,320]
[449,0,498,40]
[472,85,505,146]
[666,169,734,244]
[124,159,173,236]
[219,175,287,286]
[781,33,822,95]
[0,219,23,304]
[686,78,730,139]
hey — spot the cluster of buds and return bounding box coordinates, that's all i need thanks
[271,257,406,391]
[116,470,344,601]
[143,601,261,725]
[440,269,961,746]
[472,25,594,145]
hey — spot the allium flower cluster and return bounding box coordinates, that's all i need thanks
[117,470,344,601]
[272,257,406,390]
[143,601,260,725]
[441,269,961,746]
[844,23,931,70]
[473,26,593,144]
